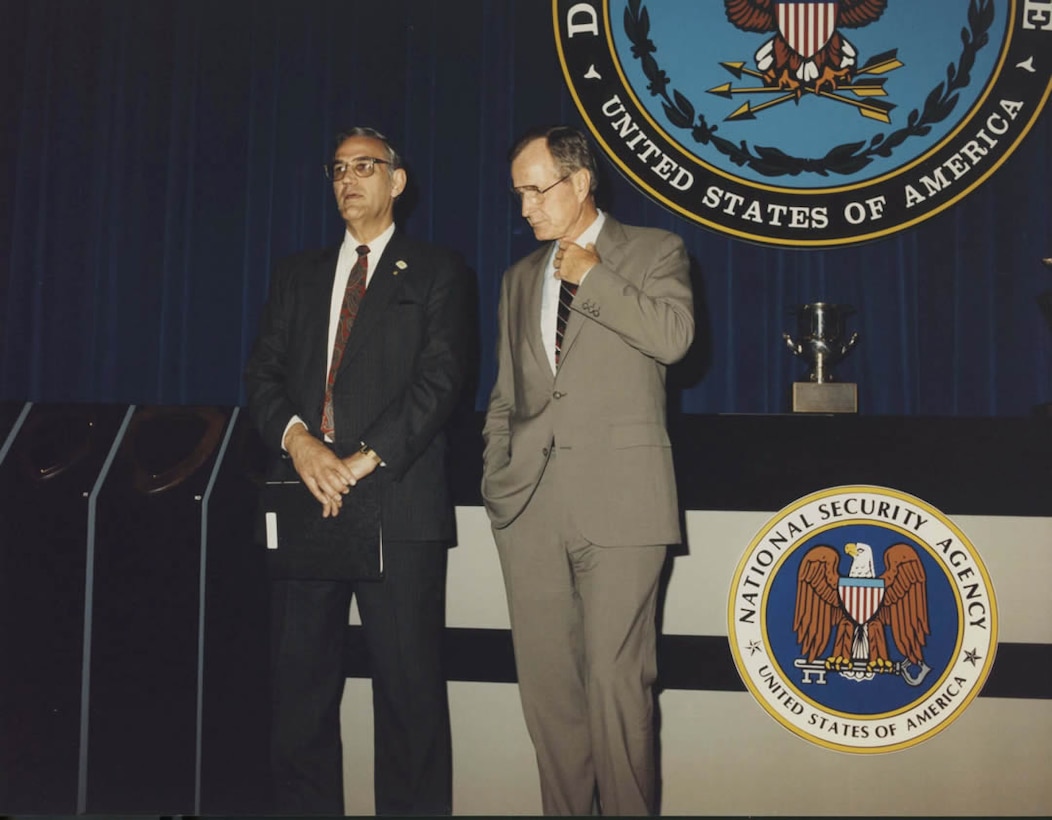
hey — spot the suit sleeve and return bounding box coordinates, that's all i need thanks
[358,251,471,480]
[244,256,303,453]
[573,231,694,365]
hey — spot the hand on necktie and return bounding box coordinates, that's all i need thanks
[554,241,598,285]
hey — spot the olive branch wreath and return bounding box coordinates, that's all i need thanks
[623,0,993,178]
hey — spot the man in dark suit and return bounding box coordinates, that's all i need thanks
[482,126,694,815]
[245,126,470,815]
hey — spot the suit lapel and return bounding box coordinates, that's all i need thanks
[337,231,407,372]
[520,246,553,380]
[592,216,630,274]
[306,245,341,390]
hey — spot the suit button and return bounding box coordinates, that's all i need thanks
[542,447,549,456]
[553,391,565,399]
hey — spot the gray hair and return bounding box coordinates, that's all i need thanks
[508,125,598,194]
[333,126,403,171]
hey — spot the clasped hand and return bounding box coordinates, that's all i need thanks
[284,425,378,517]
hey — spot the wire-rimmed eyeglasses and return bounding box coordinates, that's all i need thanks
[324,157,391,182]
[510,174,571,204]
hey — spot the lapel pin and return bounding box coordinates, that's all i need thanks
[394,260,407,275]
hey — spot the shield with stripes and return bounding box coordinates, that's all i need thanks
[776,1,839,60]
[839,577,884,625]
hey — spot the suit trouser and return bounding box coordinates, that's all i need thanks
[269,541,452,816]
[494,454,666,816]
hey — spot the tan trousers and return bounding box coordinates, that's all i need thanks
[494,454,666,816]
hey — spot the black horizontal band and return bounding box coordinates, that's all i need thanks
[345,626,1051,701]
[446,411,1052,517]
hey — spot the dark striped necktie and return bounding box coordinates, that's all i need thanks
[320,244,369,438]
[555,279,578,366]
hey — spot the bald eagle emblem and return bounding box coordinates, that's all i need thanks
[716,0,899,123]
[725,0,889,92]
[725,486,998,750]
[794,540,932,686]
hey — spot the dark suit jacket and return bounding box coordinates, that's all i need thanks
[245,229,471,544]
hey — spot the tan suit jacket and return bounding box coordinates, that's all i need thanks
[481,215,694,546]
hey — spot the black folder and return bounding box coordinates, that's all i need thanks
[261,475,383,581]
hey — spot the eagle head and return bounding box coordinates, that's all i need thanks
[845,542,875,578]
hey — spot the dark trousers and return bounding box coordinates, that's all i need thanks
[269,541,452,816]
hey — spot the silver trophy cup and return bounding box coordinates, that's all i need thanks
[784,302,859,412]
[784,302,859,383]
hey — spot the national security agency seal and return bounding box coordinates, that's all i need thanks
[554,0,1051,247]
[727,486,998,752]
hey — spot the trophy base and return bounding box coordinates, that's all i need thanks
[792,382,858,414]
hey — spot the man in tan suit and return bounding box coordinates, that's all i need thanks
[481,125,694,815]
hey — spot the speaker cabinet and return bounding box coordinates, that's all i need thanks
[84,404,233,813]
[0,402,133,813]
[198,408,272,814]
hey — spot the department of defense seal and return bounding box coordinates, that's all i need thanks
[554,0,1051,247]
[727,485,998,752]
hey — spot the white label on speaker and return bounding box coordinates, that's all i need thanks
[265,512,279,550]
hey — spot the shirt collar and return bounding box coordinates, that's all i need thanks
[344,221,395,263]
[572,209,605,248]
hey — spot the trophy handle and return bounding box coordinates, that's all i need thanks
[840,331,859,356]
[783,332,801,355]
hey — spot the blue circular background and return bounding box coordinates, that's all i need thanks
[611,0,1008,188]
[762,522,960,716]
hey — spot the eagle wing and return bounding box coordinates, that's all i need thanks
[877,543,930,665]
[838,0,888,29]
[724,0,777,33]
[794,545,842,662]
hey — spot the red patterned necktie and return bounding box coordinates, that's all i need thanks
[555,279,578,366]
[320,244,369,438]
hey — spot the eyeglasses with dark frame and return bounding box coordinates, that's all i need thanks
[324,157,391,182]
[510,173,572,204]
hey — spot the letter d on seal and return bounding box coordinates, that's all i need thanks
[567,2,599,37]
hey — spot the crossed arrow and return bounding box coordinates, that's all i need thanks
[711,53,903,122]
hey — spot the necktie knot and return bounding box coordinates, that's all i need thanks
[356,244,369,258]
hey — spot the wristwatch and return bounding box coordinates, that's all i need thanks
[359,443,382,463]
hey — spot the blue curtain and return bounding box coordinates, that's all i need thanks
[2,0,1050,415]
